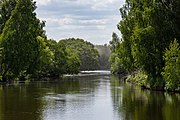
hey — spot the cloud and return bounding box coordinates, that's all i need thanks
[35,0,125,44]
[36,0,53,5]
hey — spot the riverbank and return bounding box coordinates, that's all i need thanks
[120,71,180,93]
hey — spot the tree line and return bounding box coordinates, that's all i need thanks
[109,0,180,92]
[0,0,101,83]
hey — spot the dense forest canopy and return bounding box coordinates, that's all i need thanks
[109,0,180,91]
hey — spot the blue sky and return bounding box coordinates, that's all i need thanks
[35,0,125,45]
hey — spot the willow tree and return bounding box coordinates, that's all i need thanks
[0,0,44,82]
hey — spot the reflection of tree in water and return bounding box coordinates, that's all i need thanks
[110,76,180,120]
[163,93,180,120]
[0,75,100,120]
[57,75,99,94]
[0,84,45,120]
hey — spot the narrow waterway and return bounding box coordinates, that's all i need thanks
[0,71,179,120]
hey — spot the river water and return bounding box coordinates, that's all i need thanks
[0,71,179,120]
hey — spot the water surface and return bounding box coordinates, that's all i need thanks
[0,71,179,120]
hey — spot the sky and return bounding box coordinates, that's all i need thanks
[35,0,125,45]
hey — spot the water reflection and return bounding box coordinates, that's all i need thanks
[0,84,44,120]
[110,75,180,120]
[41,75,114,120]
[0,74,179,120]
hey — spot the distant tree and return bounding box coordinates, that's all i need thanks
[35,39,80,78]
[109,32,119,53]
[38,39,67,77]
[59,38,99,71]
[95,45,110,70]
[65,48,80,74]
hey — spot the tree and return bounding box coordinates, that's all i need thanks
[59,38,99,71]
[109,53,121,74]
[162,39,180,91]
[160,0,180,39]
[0,0,44,82]
[39,39,67,77]
[109,32,119,53]
[129,0,176,88]
[0,0,17,34]
[65,48,80,74]
[35,39,80,78]
[109,33,128,75]
[112,0,180,89]
[30,37,54,79]
[95,45,110,70]
[118,0,135,72]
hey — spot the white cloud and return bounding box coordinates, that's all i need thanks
[79,19,108,25]
[36,0,53,5]
[43,18,72,27]
[35,0,125,44]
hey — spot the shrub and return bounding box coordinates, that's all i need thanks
[126,70,148,87]
[162,39,180,91]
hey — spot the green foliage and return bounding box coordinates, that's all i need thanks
[59,38,99,71]
[34,39,80,78]
[0,0,83,82]
[109,32,134,74]
[0,0,80,81]
[126,70,148,87]
[0,0,43,82]
[109,32,119,53]
[162,39,180,91]
[0,0,17,34]
[109,33,123,74]
[109,53,121,74]
[32,37,54,78]
[109,0,180,90]
[65,48,80,74]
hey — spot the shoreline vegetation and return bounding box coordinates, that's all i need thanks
[0,0,110,84]
[124,70,180,93]
[109,0,180,93]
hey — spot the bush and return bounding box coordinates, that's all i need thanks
[162,39,180,91]
[126,70,148,87]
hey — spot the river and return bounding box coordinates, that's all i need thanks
[0,71,179,120]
